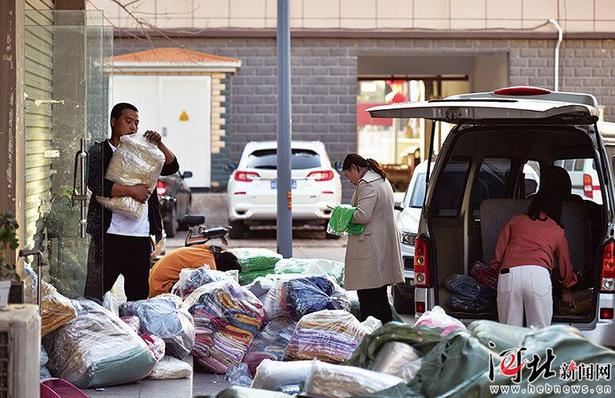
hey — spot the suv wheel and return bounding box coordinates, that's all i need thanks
[392,283,415,314]
[163,206,177,238]
[229,220,247,239]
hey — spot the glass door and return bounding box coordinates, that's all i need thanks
[24,10,111,298]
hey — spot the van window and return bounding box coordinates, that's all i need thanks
[471,158,512,214]
[553,158,602,203]
[523,161,540,198]
[247,149,321,170]
[431,159,471,217]
[409,173,426,208]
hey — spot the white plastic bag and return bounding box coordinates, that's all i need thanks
[148,356,192,380]
[97,134,165,219]
[274,258,345,286]
[251,359,313,391]
[414,305,466,336]
[371,341,422,382]
[305,360,405,398]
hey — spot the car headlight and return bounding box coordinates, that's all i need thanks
[401,232,417,246]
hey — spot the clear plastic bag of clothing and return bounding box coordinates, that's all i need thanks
[327,205,365,236]
[305,360,405,398]
[183,279,265,374]
[119,294,195,360]
[251,359,313,391]
[227,248,282,273]
[149,355,192,380]
[225,363,253,387]
[171,266,233,300]
[97,134,166,219]
[243,317,297,376]
[274,258,345,287]
[285,310,368,364]
[414,305,466,336]
[43,299,157,388]
[280,275,351,321]
[40,281,77,337]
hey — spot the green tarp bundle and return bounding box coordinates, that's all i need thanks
[328,205,366,235]
[359,320,615,398]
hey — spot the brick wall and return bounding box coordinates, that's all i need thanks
[113,37,615,198]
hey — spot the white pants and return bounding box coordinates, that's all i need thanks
[497,265,553,328]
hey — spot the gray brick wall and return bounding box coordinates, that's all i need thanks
[113,37,615,199]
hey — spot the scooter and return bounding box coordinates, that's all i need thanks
[181,215,232,247]
[150,215,232,266]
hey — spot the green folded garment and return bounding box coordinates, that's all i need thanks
[328,205,365,235]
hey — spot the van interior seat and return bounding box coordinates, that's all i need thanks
[480,199,592,274]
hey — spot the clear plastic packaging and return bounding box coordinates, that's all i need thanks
[40,281,77,337]
[243,317,297,376]
[327,205,365,236]
[120,316,141,335]
[251,359,313,391]
[148,356,192,380]
[274,258,345,286]
[141,333,166,362]
[97,134,166,219]
[43,299,157,388]
[228,248,282,273]
[284,310,368,363]
[281,275,351,321]
[225,363,253,387]
[171,266,233,300]
[414,305,466,336]
[119,294,195,360]
[183,280,265,374]
[103,290,121,316]
[361,316,383,335]
[370,341,422,381]
[305,360,405,398]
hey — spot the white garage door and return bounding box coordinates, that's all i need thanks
[111,75,211,188]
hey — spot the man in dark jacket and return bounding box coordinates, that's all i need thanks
[84,102,179,301]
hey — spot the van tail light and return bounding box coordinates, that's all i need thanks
[583,174,593,198]
[234,171,260,182]
[156,180,168,196]
[600,240,615,293]
[414,236,431,288]
[600,308,614,320]
[415,301,426,314]
[307,170,334,182]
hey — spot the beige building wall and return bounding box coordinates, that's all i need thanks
[89,0,615,32]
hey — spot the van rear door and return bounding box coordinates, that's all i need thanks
[367,99,599,124]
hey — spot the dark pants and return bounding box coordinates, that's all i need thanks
[84,233,151,301]
[357,285,393,323]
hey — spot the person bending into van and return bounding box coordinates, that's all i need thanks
[491,188,577,328]
[341,154,404,323]
[148,245,240,298]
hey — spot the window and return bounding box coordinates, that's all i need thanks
[523,161,540,198]
[432,160,471,217]
[409,173,426,208]
[573,160,584,172]
[471,159,512,214]
[247,149,321,170]
[563,159,575,171]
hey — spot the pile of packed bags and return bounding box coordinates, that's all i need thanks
[228,248,283,285]
[183,278,265,373]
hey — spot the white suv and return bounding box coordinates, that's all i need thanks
[554,158,602,204]
[227,141,342,238]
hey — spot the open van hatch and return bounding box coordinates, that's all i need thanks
[367,99,599,125]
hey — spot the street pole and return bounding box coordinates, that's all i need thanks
[277,0,293,257]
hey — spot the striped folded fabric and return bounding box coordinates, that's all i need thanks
[184,280,265,374]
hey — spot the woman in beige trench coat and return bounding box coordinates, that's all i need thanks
[342,154,404,323]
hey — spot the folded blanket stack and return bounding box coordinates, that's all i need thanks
[183,280,265,374]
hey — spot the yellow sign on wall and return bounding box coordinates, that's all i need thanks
[179,110,189,122]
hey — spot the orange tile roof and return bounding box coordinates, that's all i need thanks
[113,47,240,64]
